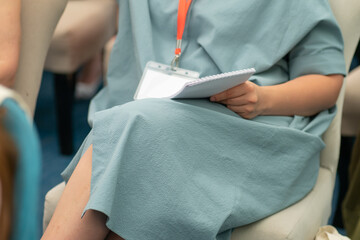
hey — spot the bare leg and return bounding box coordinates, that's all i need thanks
[42,145,113,240]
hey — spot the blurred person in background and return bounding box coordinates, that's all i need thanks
[0,0,41,239]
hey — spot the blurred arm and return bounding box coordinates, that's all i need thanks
[0,0,21,87]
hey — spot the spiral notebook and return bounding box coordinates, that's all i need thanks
[134,61,256,100]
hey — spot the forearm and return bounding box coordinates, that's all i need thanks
[0,0,21,87]
[260,74,344,116]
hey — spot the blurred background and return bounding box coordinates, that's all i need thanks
[34,71,92,233]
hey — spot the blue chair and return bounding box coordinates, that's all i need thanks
[0,86,41,240]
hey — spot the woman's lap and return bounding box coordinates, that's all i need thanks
[63,98,324,239]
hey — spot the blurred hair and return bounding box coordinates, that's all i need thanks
[0,107,18,240]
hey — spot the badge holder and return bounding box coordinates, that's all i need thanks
[134,61,199,100]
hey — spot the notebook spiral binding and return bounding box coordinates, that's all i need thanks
[187,68,256,86]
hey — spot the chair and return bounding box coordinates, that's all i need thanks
[44,0,117,155]
[13,0,68,116]
[0,0,68,227]
[340,63,360,239]
[0,86,42,239]
[5,1,67,237]
[341,66,360,137]
[42,0,360,238]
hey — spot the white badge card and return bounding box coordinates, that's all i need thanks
[134,61,200,100]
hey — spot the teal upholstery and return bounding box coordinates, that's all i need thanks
[1,96,41,240]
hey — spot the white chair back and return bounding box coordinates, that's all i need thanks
[14,0,68,116]
[321,0,360,177]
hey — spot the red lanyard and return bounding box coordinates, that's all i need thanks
[172,0,193,69]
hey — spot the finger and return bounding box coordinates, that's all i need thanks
[227,104,255,116]
[227,106,257,119]
[210,82,248,102]
[219,96,249,106]
[238,112,256,120]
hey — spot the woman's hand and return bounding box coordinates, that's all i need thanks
[210,81,266,119]
[211,74,343,119]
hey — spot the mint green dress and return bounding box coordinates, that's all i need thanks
[62,0,346,239]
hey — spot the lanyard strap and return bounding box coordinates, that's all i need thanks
[171,0,193,69]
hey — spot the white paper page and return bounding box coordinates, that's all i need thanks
[136,69,194,99]
[171,69,255,98]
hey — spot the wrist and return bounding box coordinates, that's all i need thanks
[258,86,274,116]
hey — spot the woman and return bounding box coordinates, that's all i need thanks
[43,0,346,239]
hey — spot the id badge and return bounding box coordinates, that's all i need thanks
[134,61,200,100]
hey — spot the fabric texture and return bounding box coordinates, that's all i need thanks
[1,98,41,240]
[62,1,346,239]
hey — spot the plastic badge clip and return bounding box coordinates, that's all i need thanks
[171,39,182,70]
[171,55,180,70]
